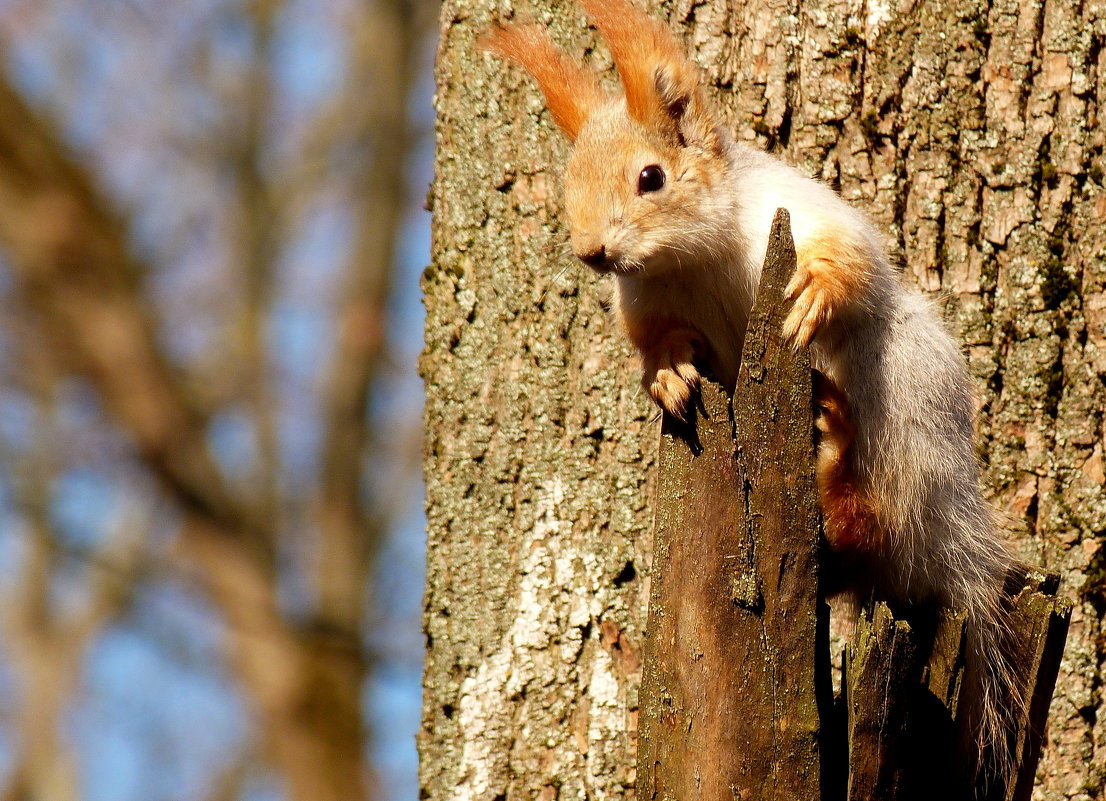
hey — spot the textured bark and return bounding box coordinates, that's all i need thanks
[845,604,919,801]
[1005,571,1076,801]
[424,1,1106,799]
[839,572,1072,801]
[421,7,653,800]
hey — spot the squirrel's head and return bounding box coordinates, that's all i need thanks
[481,0,729,276]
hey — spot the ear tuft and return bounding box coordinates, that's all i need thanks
[578,0,719,148]
[653,65,691,138]
[480,24,606,141]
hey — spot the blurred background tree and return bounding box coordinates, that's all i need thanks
[0,0,434,799]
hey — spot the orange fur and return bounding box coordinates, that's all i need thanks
[620,310,676,354]
[479,25,606,141]
[577,0,713,147]
[786,233,876,346]
[813,373,882,554]
[483,2,1023,779]
[624,317,705,421]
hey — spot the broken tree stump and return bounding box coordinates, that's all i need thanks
[844,603,920,800]
[633,208,1071,801]
[1000,570,1071,801]
[841,569,1071,801]
[635,210,828,801]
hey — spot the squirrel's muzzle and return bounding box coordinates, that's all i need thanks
[577,244,607,269]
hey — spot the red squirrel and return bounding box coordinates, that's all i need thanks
[482,0,1021,785]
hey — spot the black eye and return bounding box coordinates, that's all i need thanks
[637,164,666,194]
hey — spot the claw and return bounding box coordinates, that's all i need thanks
[674,358,700,388]
[812,370,854,445]
[784,284,828,348]
[786,234,875,348]
[646,366,697,422]
[784,269,807,303]
[783,266,831,348]
[640,327,703,421]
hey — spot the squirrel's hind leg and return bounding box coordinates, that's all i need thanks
[813,371,883,560]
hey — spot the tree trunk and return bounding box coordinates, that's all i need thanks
[423,1,1106,798]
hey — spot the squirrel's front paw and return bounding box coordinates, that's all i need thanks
[644,362,700,422]
[784,239,873,348]
[783,264,832,348]
[638,325,704,421]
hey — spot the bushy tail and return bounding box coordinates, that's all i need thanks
[960,573,1027,796]
[830,291,1031,793]
[813,306,1029,794]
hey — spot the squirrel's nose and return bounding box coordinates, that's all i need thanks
[577,245,606,268]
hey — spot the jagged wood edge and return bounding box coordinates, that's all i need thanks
[635,208,826,800]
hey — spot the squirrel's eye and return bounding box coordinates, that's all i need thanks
[637,165,666,194]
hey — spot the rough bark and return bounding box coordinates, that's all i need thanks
[838,571,1072,801]
[844,604,919,801]
[421,7,653,799]
[1005,571,1077,801]
[425,1,1106,799]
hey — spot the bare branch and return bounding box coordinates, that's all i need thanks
[0,72,269,549]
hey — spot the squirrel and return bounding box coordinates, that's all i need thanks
[481,0,1022,787]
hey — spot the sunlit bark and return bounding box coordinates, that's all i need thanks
[424,1,1105,798]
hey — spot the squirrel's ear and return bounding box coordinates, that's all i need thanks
[578,0,721,150]
[480,24,606,142]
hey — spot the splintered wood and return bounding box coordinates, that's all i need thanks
[635,210,826,801]
[634,210,1071,801]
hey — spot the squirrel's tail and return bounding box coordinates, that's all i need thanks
[812,291,1026,792]
[959,572,1025,794]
